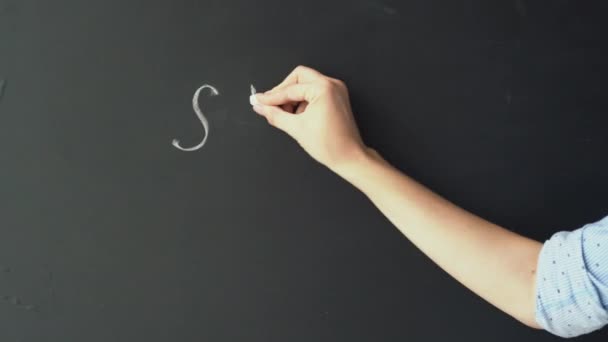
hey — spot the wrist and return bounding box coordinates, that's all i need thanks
[329,146,384,182]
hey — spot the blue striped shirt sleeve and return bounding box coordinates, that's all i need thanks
[535,215,608,338]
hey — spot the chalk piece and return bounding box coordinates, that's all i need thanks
[249,84,259,106]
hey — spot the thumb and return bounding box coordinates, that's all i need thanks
[255,83,315,106]
[253,104,296,134]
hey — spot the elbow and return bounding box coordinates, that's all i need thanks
[517,289,542,330]
[517,315,543,330]
[510,269,543,331]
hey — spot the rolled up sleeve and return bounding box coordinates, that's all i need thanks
[535,215,608,338]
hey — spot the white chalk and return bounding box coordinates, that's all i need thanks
[172,84,219,152]
[249,84,259,106]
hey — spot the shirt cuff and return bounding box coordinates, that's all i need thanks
[535,225,608,338]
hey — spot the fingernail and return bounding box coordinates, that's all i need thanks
[249,94,260,106]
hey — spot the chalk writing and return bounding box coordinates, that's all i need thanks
[172,84,219,152]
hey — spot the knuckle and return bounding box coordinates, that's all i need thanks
[317,78,333,92]
[332,78,347,89]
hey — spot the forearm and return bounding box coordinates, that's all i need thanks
[332,148,543,328]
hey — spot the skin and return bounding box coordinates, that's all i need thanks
[252,65,543,329]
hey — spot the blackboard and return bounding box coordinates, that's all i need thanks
[1,0,607,341]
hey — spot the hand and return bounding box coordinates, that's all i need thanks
[252,65,368,171]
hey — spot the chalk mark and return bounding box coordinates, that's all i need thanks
[1,295,37,311]
[172,84,219,152]
[0,79,6,102]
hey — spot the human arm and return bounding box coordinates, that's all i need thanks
[251,65,543,327]
[335,148,543,327]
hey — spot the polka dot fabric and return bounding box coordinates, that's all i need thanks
[535,215,608,338]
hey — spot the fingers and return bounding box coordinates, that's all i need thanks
[252,104,295,133]
[267,65,324,93]
[256,83,315,106]
[250,65,323,133]
[295,102,307,114]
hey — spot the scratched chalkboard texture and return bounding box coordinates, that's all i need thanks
[0,0,607,341]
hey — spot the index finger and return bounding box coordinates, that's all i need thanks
[267,65,324,94]
[256,83,316,106]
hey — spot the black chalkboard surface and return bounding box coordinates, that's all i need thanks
[1,0,607,341]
